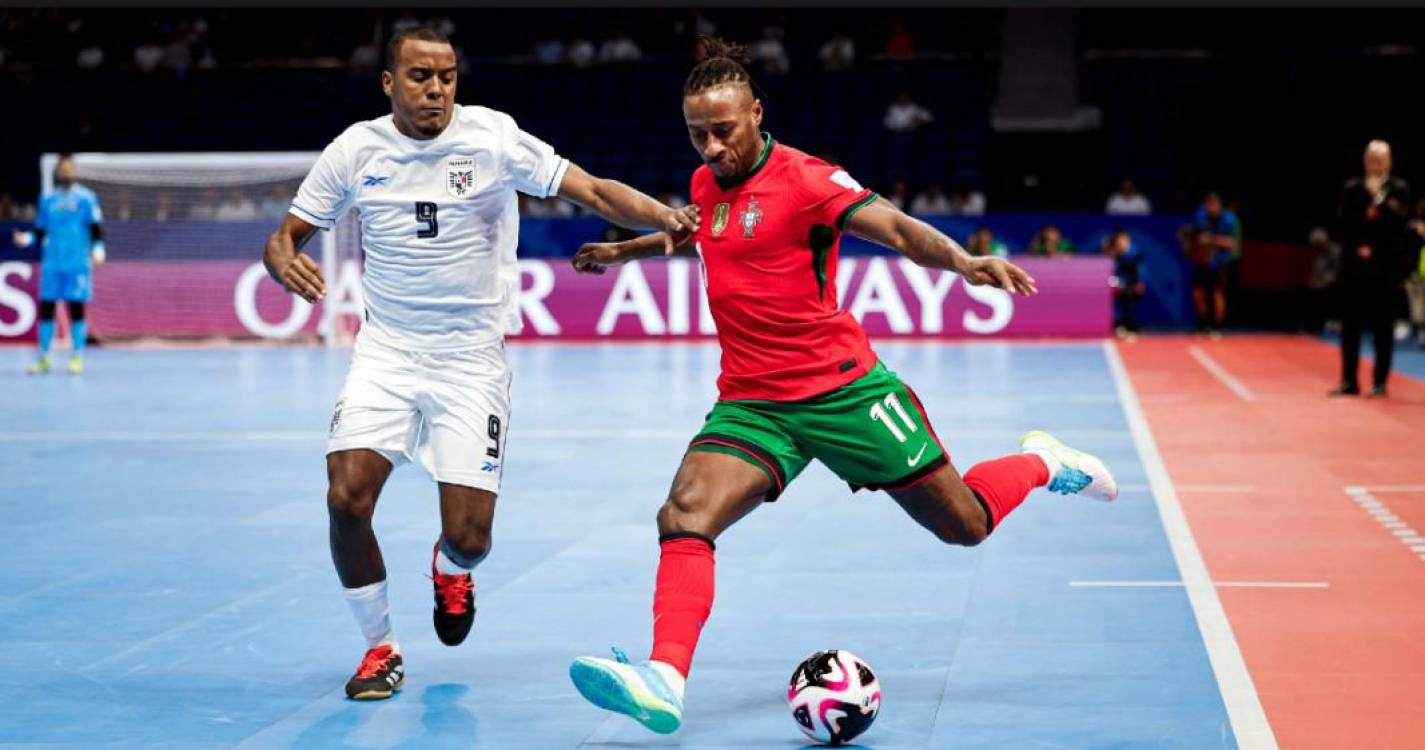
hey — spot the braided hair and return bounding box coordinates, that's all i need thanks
[684,35,755,96]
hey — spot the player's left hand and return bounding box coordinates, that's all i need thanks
[962,257,1037,296]
[572,242,623,274]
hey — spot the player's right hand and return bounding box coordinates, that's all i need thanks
[661,205,700,255]
[278,253,326,302]
[572,242,622,275]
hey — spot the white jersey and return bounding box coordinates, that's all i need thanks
[291,104,569,351]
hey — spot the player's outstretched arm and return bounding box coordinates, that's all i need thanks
[557,163,700,253]
[263,213,326,303]
[572,231,697,275]
[846,198,1037,296]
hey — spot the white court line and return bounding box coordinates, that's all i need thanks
[1176,484,1257,494]
[1103,340,1277,748]
[1188,345,1257,402]
[1070,580,1329,589]
[1344,487,1425,565]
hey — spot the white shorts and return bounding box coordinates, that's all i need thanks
[327,333,511,493]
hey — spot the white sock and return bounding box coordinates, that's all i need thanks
[343,579,394,648]
[1027,449,1062,481]
[435,543,474,576]
[648,660,687,700]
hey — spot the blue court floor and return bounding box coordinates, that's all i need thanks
[0,342,1233,749]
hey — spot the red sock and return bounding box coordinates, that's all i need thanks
[649,535,715,677]
[963,454,1050,531]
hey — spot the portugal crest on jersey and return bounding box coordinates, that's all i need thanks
[711,202,731,235]
[446,157,476,198]
[739,196,763,238]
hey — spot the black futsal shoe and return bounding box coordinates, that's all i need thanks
[431,542,476,646]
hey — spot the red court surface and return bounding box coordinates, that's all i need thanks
[1118,334,1425,749]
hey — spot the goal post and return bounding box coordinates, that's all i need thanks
[39,151,362,347]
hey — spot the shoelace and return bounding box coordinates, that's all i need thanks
[356,645,393,679]
[431,573,474,615]
[611,646,631,665]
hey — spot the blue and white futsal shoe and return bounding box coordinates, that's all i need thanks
[1020,430,1119,501]
[569,648,684,734]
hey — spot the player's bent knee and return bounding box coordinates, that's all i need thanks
[927,507,988,547]
[441,528,492,567]
[657,486,716,536]
[327,480,378,523]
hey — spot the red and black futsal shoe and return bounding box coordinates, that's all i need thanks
[430,543,476,646]
[345,644,404,700]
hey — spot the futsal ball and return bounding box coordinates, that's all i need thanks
[787,649,881,745]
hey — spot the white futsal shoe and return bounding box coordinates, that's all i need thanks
[1020,430,1118,502]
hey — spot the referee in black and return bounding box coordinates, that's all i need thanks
[1330,140,1412,398]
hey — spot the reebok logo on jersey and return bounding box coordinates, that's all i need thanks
[481,461,500,473]
[362,175,389,187]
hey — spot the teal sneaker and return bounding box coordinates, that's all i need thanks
[569,648,683,734]
[1020,430,1118,501]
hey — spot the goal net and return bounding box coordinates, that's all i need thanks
[40,152,364,346]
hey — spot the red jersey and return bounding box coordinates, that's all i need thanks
[690,135,881,401]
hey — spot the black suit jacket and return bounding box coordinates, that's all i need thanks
[1336,175,1411,288]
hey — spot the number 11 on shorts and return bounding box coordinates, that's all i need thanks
[869,393,917,443]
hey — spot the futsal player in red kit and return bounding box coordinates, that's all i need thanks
[567,37,1119,734]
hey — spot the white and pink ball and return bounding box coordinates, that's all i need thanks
[787,649,881,745]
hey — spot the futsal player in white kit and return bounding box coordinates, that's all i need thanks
[262,26,699,700]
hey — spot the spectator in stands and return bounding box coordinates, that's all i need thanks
[154,191,172,222]
[259,188,289,219]
[883,90,933,133]
[0,193,16,220]
[911,182,953,215]
[1106,177,1152,215]
[533,33,564,65]
[1106,228,1147,338]
[188,189,220,220]
[567,34,595,69]
[819,27,855,72]
[1331,140,1412,396]
[967,227,1008,258]
[885,178,910,211]
[599,29,642,64]
[950,185,987,216]
[134,35,163,74]
[1030,224,1075,257]
[677,10,718,36]
[349,37,380,73]
[215,190,258,221]
[1304,227,1341,334]
[76,24,104,69]
[751,26,790,75]
[114,191,133,222]
[884,19,915,60]
[390,11,422,34]
[1180,192,1239,336]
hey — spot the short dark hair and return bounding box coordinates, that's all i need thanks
[385,26,452,73]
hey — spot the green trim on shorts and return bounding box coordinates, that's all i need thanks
[687,361,947,501]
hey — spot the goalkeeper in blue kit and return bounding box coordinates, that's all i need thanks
[15,156,105,375]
